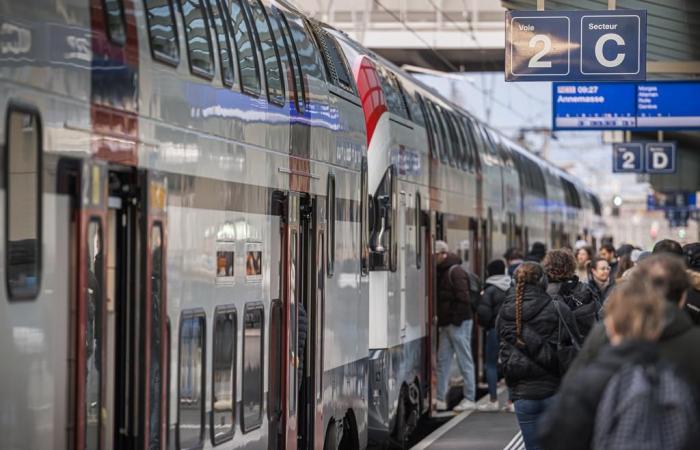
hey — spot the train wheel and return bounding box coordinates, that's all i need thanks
[391,386,418,449]
[324,420,339,450]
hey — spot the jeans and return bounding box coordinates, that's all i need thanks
[514,397,554,450]
[436,320,476,401]
[484,328,499,401]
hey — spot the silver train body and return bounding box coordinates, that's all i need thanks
[0,1,602,450]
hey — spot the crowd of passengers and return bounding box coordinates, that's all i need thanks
[433,237,700,450]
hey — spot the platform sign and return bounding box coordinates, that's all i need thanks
[506,10,646,82]
[613,143,643,173]
[645,142,676,173]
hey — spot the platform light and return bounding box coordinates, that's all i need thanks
[613,195,623,207]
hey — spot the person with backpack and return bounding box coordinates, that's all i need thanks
[543,249,601,338]
[497,262,580,450]
[682,242,700,325]
[434,240,476,412]
[476,259,511,412]
[538,277,700,450]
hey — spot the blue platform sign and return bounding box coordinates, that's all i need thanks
[613,143,643,173]
[506,10,646,82]
[645,142,676,174]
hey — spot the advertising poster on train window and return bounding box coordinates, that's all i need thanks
[215,241,235,285]
[245,242,263,282]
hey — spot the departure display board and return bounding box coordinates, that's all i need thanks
[553,81,700,130]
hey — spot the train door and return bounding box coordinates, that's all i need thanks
[426,211,438,414]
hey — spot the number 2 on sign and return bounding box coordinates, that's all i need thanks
[621,151,636,169]
[528,34,552,68]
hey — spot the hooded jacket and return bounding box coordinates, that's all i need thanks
[436,253,472,326]
[477,274,511,329]
[497,283,580,400]
[548,278,601,338]
[685,270,700,325]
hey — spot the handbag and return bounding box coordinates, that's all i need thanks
[553,300,581,375]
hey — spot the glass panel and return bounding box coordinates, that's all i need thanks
[212,307,237,444]
[246,0,284,105]
[289,232,298,412]
[267,300,282,419]
[284,11,325,81]
[6,109,41,300]
[179,0,214,76]
[360,157,369,276]
[276,10,305,111]
[85,220,103,450]
[228,0,260,94]
[268,7,295,105]
[144,0,179,62]
[103,0,126,44]
[242,305,263,431]
[149,225,164,450]
[206,0,235,86]
[178,313,205,449]
[326,175,335,277]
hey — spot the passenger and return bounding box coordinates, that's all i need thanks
[497,262,579,450]
[598,243,618,280]
[476,259,511,412]
[505,247,525,276]
[525,242,546,263]
[683,242,700,325]
[566,254,700,392]
[538,279,668,450]
[434,240,476,412]
[574,246,592,282]
[543,250,600,338]
[614,254,634,281]
[653,238,684,256]
[587,257,613,303]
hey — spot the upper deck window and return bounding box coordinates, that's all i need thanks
[274,9,305,111]
[144,0,180,64]
[103,0,126,44]
[284,11,326,82]
[205,0,235,87]
[227,0,261,95]
[179,0,215,78]
[246,0,285,106]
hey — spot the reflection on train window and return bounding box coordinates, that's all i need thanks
[179,0,214,77]
[6,108,42,300]
[326,173,336,277]
[269,7,295,105]
[276,9,305,111]
[228,0,260,95]
[247,0,285,106]
[245,247,262,279]
[284,11,325,81]
[102,0,126,44]
[206,0,235,87]
[144,0,179,63]
[242,304,264,432]
[212,306,237,445]
[149,224,164,450]
[85,219,103,450]
[178,311,206,449]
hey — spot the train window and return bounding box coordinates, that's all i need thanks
[406,91,425,127]
[179,0,215,78]
[394,77,412,121]
[267,300,283,433]
[423,101,443,161]
[276,9,305,111]
[378,69,409,120]
[205,0,235,87]
[415,192,422,270]
[326,173,336,277]
[144,0,180,64]
[434,107,453,165]
[369,165,397,272]
[419,97,438,159]
[211,305,237,445]
[463,117,482,170]
[178,310,206,450]
[284,11,325,82]
[149,224,164,450]
[269,8,297,108]
[6,107,42,301]
[242,303,264,432]
[312,24,355,93]
[227,0,261,96]
[247,0,285,106]
[446,113,463,168]
[360,157,369,276]
[85,219,103,450]
[454,116,472,170]
[103,0,126,44]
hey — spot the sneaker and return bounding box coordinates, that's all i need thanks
[502,402,515,413]
[453,399,476,412]
[477,400,500,412]
[435,399,448,411]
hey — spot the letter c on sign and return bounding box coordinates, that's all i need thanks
[595,33,625,68]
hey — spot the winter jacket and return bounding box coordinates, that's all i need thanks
[547,278,601,338]
[685,270,700,325]
[436,253,472,326]
[588,278,614,304]
[297,302,308,381]
[477,275,510,329]
[497,283,580,400]
[566,305,700,393]
[539,341,660,450]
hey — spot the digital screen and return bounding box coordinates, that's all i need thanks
[552,81,700,130]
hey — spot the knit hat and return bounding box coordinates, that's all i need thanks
[487,260,506,277]
[684,243,700,271]
[435,240,449,254]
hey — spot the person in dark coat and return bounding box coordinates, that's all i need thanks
[587,256,614,303]
[497,262,579,450]
[543,249,601,338]
[525,242,547,263]
[434,240,476,412]
[505,247,525,277]
[566,254,700,394]
[477,259,511,411]
[683,242,700,324]
[599,243,619,280]
[539,279,667,450]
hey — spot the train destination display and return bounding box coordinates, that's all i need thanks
[553,81,700,130]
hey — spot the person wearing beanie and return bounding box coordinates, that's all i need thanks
[525,242,547,263]
[476,259,511,411]
[683,242,700,325]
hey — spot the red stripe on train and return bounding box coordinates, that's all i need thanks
[353,57,388,147]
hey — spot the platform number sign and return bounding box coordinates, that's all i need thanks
[506,10,646,82]
[613,143,643,173]
[645,142,676,174]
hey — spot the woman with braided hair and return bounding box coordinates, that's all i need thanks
[497,262,579,450]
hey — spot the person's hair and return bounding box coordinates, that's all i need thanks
[600,243,616,255]
[514,262,545,345]
[652,239,683,256]
[683,243,700,272]
[589,256,608,274]
[629,254,690,304]
[575,246,592,261]
[605,279,665,341]
[487,259,506,277]
[543,249,576,282]
[616,244,635,258]
[504,247,524,262]
[615,254,634,280]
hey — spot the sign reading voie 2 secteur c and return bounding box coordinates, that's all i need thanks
[506,10,647,82]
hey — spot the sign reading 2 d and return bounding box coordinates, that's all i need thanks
[613,143,644,173]
[506,10,646,82]
[645,142,676,174]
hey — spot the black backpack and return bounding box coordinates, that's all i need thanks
[447,265,482,313]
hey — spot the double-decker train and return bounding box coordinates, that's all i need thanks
[0,1,603,450]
